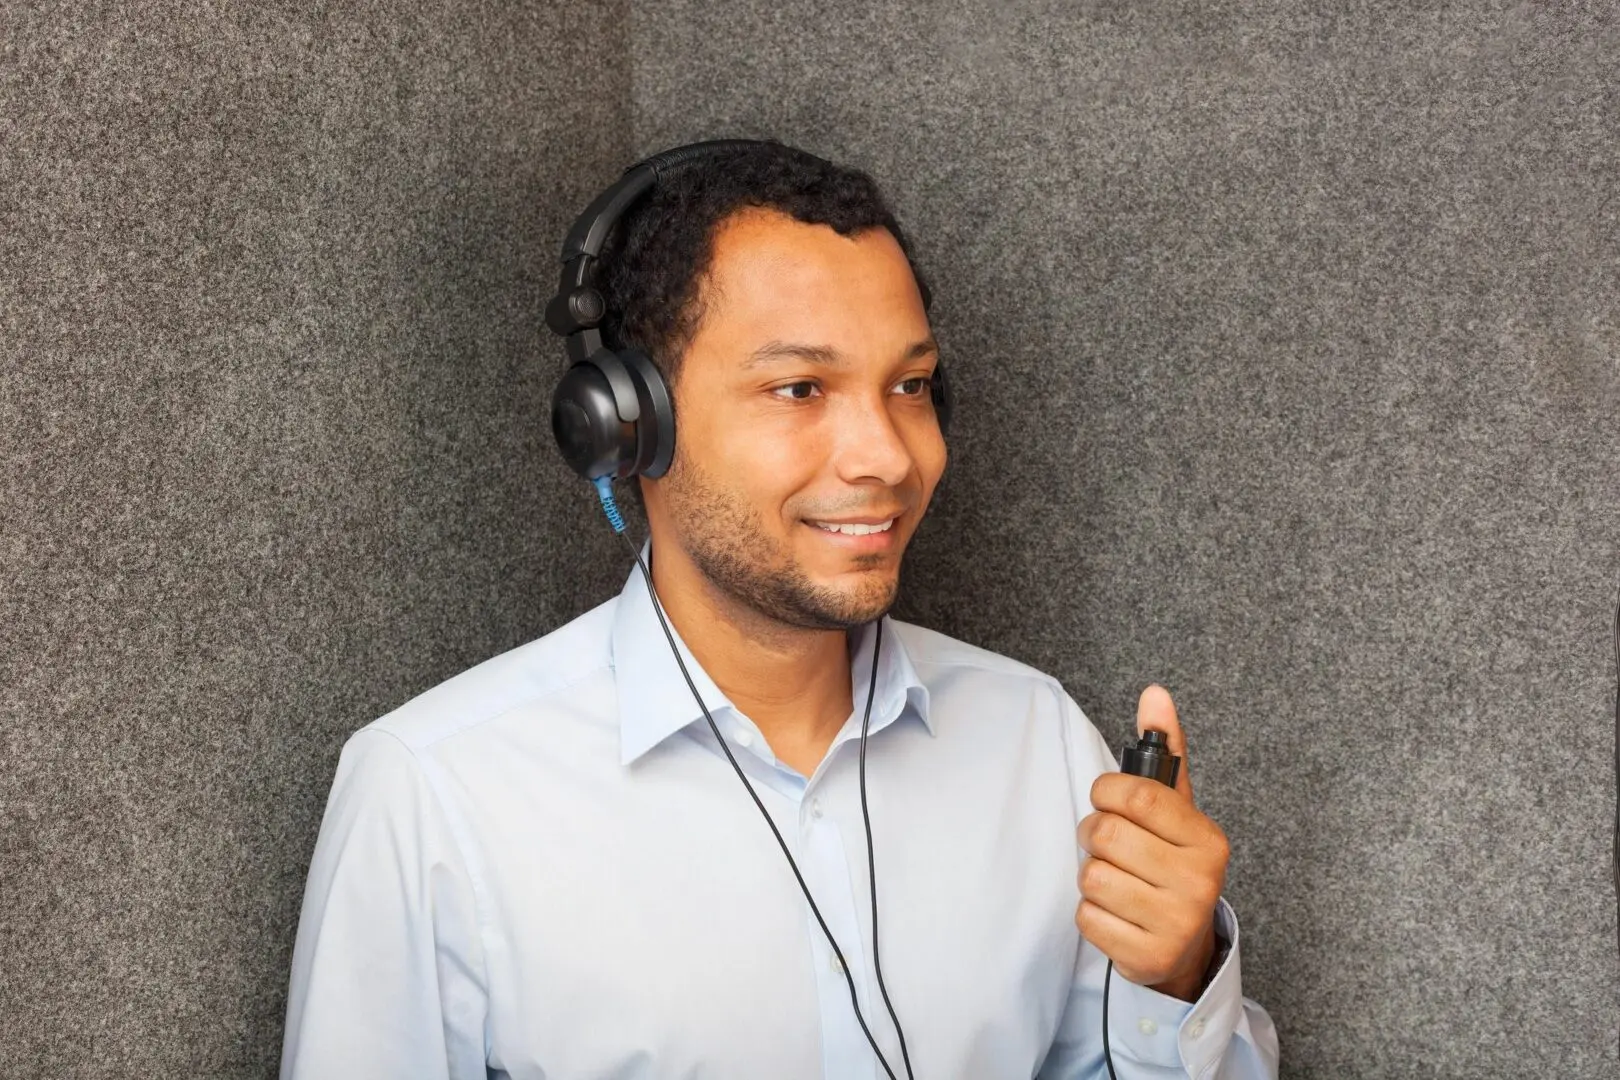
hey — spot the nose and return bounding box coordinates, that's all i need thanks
[829,389,915,489]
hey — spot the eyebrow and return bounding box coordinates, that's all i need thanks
[743,337,939,369]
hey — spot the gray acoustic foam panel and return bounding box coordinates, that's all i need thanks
[631,1,1620,1077]
[1,1,630,1075]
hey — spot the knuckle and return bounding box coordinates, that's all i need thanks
[1093,815,1122,849]
[1079,857,1108,893]
[1125,782,1159,818]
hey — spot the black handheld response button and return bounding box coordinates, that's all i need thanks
[1119,729,1181,788]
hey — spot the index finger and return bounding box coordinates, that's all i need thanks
[1089,772,1211,848]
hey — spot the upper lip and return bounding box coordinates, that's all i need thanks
[806,514,903,526]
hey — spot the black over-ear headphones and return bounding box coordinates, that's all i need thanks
[543,139,950,483]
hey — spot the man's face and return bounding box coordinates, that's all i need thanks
[644,208,947,632]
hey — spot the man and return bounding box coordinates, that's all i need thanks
[281,139,1280,1079]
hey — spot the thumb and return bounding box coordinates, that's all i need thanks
[1136,684,1194,803]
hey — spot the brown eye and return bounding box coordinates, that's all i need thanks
[772,381,821,400]
[895,376,932,397]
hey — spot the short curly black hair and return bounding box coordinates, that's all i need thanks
[596,139,930,382]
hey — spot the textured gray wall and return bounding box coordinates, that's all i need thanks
[630,1,1620,1077]
[1,2,629,1075]
[6,1,1619,1077]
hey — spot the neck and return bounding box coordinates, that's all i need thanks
[646,540,857,776]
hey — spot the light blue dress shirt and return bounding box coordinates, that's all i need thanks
[282,560,1280,1079]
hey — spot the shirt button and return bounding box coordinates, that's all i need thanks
[734,728,754,748]
[1188,1018,1207,1038]
[1137,1018,1158,1036]
[810,798,824,819]
[830,954,846,976]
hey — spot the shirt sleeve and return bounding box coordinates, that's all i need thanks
[1037,691,1281,1079]
[280,728,490,1080]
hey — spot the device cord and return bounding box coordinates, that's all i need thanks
[1102,959,1118,1080]
[610,521,910,1080]
[859,621,917,1080]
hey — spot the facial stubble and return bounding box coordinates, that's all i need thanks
[658,449,899,633]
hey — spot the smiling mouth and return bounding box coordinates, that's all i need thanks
[808,518,897,536]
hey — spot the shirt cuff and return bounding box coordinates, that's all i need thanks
[1104,896,1246,1076]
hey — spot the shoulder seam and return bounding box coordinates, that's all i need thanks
[379,660,614,752]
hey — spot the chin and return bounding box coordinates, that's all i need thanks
[818,572,900,624]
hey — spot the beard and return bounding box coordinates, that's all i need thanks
[657,449,899,632]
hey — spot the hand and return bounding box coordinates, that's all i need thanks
[1075,685,1229,1001]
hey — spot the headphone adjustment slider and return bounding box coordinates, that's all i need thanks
[545,286,606,336]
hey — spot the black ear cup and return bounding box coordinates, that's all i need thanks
[551,362,632,480]
[931,360,953,435]
[550,350,678,481]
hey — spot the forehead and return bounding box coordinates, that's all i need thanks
[691,208,927,356]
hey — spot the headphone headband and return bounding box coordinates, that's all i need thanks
[560,140,775,262]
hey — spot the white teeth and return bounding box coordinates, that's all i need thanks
[812,519,895,536]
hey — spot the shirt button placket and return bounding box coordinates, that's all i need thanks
[799,778,868,1078]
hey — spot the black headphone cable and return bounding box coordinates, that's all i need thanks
[1102,959,1120,1080]
[859,636,917,1080]
[597,479,915,1080]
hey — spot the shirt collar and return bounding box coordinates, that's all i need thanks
[610,546,934,766]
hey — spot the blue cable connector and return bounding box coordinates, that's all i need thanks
[593,475,626,534]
